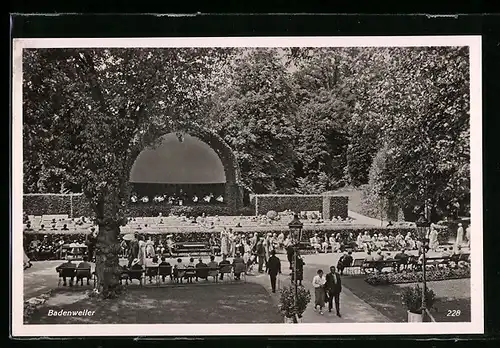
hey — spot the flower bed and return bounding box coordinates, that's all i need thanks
[364,267,471,286]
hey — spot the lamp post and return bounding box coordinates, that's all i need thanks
[288,214,303,323]
[415,214,430,312]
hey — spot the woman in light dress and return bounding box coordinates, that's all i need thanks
[428,226,439,251]
[356,232,363,250]
[243,238,252,264]
[455,223,464,247]
[405,232,416,250]
[220,230,229,257]
[228,230,235,257]
[465,224,471,248]
[137,235,147,266]
[145,236,156,258]
[312,269,326,315]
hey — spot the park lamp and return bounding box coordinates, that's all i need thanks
[415,214,430,249]
[288,214,303,243]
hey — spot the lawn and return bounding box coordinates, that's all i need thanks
[342,276,471,323]
[26,282,283,324]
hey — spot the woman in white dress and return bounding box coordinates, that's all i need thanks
[145,237,155,258]
[428,227,439,251]
[465,224,471,247]
[405,232,416,250]
[455,223,464,247]
[356,233,363,250]
[137,235,147,266]
[229,231,236,257]
[220,230,229,257]
[243,238,252,264]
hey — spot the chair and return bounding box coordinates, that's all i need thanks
[57,268,77,286]
[208,267,219,282]
[75,267,92,286]
[185,267,197,283]
[158,265,173,284]
[195,267,210,281]
[145,266,159,285]
[127,268,144,286]
[219,264,233,282]
[233,262,247,282]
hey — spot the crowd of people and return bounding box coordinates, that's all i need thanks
[130,191,224,205]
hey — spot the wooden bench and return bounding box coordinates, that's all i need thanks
[362,260,398,273]
[174,243,211,256]
[297,242,315,254]
[344,258,365,275]
[425,256,451,269]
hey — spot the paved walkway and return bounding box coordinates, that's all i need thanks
[348,210,385,227]
[245,253,391,323]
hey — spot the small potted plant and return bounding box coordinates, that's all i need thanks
[401,284,436,322]
[279,285,311,323]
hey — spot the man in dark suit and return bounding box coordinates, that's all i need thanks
[325,265,342,317]
[266,250,281,293]
[128,233,140,268]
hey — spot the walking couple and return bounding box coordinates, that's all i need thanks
[312,266,342,317]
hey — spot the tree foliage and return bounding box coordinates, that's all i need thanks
[210,49,298,193]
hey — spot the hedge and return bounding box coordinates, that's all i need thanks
[251,194,348,219]
[364,267,470,286]
[24,226,452,246]
[23,194,252,219]
[23,194,93,217]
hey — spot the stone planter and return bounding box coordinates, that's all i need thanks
[407,310,424,322]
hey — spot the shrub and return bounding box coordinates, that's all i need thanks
[279,285,311,320]
[365,267,470,286]
[266,210,278,220]
[401,284,436,314]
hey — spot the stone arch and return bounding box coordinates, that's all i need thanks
[130,122,244,213]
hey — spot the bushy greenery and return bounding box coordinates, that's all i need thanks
[400,284,437,314]
[365,267,470,286]
[279,285,311,319]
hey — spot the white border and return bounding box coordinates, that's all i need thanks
[12,36,483,337]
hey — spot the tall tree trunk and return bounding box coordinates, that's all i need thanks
[94,220,123,298]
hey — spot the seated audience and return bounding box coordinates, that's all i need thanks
[394,249,409,271]
[218,255,231,281]
[185,257,196,283]
[373,250,384,261]
[146,256,159,283]
[195,258,209,281]
[56,257,77,287]
[158,256,171,282]
[232,253,246,280]
[76,256,92,286]
[364,250,374,262]
[207,255,219,280]
[174,258,185,283]
[310,234,321,254]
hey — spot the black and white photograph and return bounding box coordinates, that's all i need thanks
[11,36,483,336]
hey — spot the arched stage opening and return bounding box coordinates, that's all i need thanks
[129,128,244,214]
